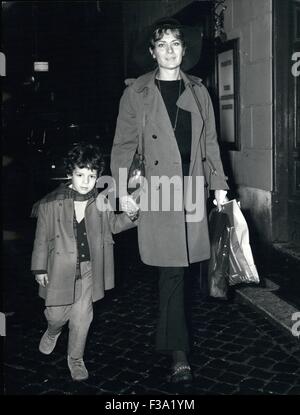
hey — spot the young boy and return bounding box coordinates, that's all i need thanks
[31,143,138,381]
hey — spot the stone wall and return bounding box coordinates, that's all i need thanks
[224,0,273,244]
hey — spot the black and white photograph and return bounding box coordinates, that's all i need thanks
[2,0,300,401]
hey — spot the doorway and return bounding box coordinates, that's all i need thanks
[273,0,300,246]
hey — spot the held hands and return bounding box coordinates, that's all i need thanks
[119,195,139,220]
[35,274,49,287]
[213,190,228,212]
[96,193,139,220]
[96,194,113,212]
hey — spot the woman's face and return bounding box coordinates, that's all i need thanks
[149,30,185,71]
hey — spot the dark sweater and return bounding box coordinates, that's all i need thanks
[155,79,192,177]
[76,218,90,263]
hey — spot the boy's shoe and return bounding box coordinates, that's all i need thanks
[67,355,89,381]
[39,330,61,355]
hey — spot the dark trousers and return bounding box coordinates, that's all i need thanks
[155,266,189,354]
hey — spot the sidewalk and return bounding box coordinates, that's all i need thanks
[235,242,300,338]
[3,233,300,395]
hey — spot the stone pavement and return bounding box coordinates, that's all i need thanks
[2,229,300,396]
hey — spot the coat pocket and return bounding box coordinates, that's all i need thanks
[103,235,115,245]
[202,157,218,196]
[48,238,55,254]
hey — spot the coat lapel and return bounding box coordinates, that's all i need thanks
[178,71,205,174]
[145,84,175,138]
[134,70,205,173]
[137,70,182,162]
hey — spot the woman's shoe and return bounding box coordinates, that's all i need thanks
[169,363,193,384]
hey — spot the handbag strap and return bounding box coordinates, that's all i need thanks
[188,83,217,174]
[137,111,145,161]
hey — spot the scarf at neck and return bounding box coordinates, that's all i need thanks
[66,183,98,201]
[31,181,99,217]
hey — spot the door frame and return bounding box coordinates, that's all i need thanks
[272,0,291,242]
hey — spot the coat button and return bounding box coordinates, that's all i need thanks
[202,157,206,162]
[154,160,158,165]
[56,235,60,238]
[152,134,157,139]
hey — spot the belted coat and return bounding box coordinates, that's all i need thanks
[31,185,135,306]
[111,69,228,267]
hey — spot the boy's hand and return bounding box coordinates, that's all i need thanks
[35,274,49,287]
[96,194,113,212]
[120,195,139,219]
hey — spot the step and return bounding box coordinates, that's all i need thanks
[235,278,300,339]
[273,242,300,263]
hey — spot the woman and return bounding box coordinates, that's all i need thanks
[111,17,228,383]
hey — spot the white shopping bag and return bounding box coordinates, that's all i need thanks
[222,199,260,286]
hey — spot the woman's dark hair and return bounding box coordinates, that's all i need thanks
[149,23,185,51]
[64,143,105,176]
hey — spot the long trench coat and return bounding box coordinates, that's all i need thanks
[111,69,228,267]
[31,187,135,306]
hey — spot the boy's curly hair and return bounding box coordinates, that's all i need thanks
[64,142,105,176]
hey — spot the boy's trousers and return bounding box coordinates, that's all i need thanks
[156,267,189,354]
[44,261,93,359]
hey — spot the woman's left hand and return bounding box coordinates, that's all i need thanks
[214,190,228,212]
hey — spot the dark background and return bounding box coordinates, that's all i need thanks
[2,1,125,215]
[2,1,217,228]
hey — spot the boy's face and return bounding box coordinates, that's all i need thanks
[69,166,98,195]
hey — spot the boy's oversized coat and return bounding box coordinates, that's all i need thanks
[31,188,134,306]
[111,70,228,267]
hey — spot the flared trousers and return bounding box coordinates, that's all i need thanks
[155,266,189,354]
